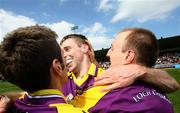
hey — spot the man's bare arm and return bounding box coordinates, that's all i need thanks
[140,68,179,93]
[94,64,179,93]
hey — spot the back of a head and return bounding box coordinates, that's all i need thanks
[60,34,100,67]
[0,25,64,93]
[122,28,158,67]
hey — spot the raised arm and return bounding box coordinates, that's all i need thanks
[94,64,179,93]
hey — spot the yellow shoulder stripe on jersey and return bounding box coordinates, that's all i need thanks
[71,85,109,111]
[97,68,104,77]
[30,89,66,100]
[87,63,98,76]
[50,103,87,113]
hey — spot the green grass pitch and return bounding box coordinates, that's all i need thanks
[166,68,180,113]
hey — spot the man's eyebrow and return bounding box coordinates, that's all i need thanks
[63,46,70,49]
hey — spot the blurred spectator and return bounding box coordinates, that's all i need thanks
[154,52,180,68]
[0,73,5,81]
[99,61,110,69]
[156,52,180,65]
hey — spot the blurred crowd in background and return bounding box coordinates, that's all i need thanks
[156,52,180,64]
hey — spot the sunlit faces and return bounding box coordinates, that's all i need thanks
[107,31,132,67]
[60,38,84,72]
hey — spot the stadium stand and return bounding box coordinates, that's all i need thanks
[95,35,180,69]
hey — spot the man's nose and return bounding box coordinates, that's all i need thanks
[106,50,111,57]
[63,52,67,59]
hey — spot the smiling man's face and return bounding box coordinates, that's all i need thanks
[61,38,85,73]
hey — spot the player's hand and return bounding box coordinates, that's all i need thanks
[0,95,10,113]
[94,64,147,92]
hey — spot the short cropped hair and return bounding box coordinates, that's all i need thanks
[60,34,100,67]
[121,28,158,67]
[0,25,64,93]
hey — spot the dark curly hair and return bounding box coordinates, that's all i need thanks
[0,25,64,93]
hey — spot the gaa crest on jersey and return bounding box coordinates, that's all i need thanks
[66,93,74,104]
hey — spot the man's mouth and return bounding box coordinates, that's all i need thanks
[66,59,73,68]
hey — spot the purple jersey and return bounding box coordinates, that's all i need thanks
[14,89,85,113]
[89,81,174,113]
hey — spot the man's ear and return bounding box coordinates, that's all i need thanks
[81,44,89,53]
[52,59,63,76]
[123,50,135,64]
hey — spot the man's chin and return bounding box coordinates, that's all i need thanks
[67,67,74,72]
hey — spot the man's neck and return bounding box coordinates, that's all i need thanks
[49,79,63,91]
[49,70,63,91]
[76,57,91,79]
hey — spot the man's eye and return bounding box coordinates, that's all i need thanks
[65,48,69,51]
[64,48,68,51]
[64,47,71,52]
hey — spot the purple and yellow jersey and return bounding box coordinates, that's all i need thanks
[63,63,173,113]
[14,89,85,113]
[63,63,105,97]
[63,63,108,111]
[88,81,174,113]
